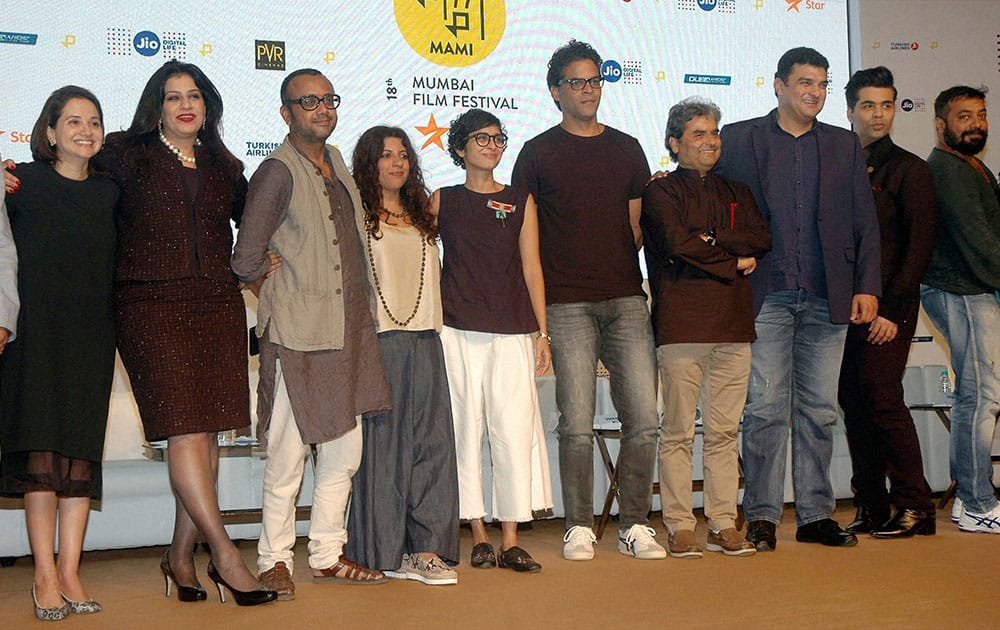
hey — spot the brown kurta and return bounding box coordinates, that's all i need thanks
[237,158,390,444]
[641,167,771,346]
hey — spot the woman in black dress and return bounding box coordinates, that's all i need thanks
[0,86,117,620]
[99,62,274,606]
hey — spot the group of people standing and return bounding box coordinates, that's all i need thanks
[0,35,997,623]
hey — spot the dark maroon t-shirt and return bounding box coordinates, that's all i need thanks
[438,184,538,334]
[511,125,650,304]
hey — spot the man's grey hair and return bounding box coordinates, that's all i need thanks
[665,96,722,160]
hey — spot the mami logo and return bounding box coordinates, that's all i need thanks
[395,0,506,68]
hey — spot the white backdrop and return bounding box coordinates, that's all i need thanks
[856,0,1000,368]
[856,0,998,170]
[1,0,851,189]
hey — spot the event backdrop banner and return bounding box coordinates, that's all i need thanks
[858,0,998,168]
[1,0,850,188]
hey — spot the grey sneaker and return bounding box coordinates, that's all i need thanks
[562,525,596,561]
[618,524,667,559]
[389,554,458,586]
[706,528,756,557]
[667,529,703,559]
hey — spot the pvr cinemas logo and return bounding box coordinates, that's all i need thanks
[256,40,285,71]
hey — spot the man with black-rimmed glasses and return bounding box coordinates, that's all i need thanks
[233,68,391,597]
[512,40,665,562]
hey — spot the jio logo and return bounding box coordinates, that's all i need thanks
[601,60,622,83]
[133,30,160,56]
[900,99,914,112]
[697,0,717,10]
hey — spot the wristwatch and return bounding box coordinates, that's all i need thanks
[704,229,717,247]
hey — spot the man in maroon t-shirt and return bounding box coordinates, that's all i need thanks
[512,39,665,562]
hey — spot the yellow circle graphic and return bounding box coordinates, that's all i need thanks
[395,0,506,68]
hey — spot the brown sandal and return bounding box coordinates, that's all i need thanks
[311,555,388,585]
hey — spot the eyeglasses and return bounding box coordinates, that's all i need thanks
[467,132,508,148]
[558,76,605,90]
[285,93,341,111]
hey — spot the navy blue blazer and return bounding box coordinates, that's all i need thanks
[715,110,881,324]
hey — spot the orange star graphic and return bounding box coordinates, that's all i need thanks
[416,114,449,151]
[785,0,803,11]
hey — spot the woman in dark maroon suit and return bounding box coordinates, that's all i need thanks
[100,61,274,606]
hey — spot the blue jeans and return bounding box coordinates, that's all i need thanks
[920,286,1000,514]
[742,290,847,526]
[547,296,659,529]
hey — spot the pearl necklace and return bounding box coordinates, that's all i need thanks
[158,129,197,165]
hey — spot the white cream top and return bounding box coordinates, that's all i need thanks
[368,221,443,333]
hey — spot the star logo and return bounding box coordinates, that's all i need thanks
[785,0,802,11]
[415,114,449,151]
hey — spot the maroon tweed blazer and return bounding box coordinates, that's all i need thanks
[97,132,247,284]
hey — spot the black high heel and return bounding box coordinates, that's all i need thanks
[160,551,207,602]
[206,562,277,606]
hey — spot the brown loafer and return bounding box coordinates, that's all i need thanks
[311,555,388,585]
[259,561,295,600]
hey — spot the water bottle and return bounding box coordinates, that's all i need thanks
[938,369,953,402]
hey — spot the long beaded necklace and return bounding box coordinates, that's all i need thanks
[382,206,407,219]
[158,129,198,165]
[366,225,427,327]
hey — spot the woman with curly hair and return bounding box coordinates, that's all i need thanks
[431,108,552,573]
[345,126,460,586]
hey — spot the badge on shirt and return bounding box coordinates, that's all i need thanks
[486,199,516,226]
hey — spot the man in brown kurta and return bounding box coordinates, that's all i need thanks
[641,97,770,559]
[232,68,390,598]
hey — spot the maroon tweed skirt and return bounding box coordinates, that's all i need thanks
[115,278,251,441]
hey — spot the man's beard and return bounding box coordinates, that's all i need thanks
[944,126,988,155]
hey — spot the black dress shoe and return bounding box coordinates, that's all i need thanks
[796,519,858,547]
[497,546,541,573]
[745,520,777,552]
[846,505,891,534]
[871,509,936,538]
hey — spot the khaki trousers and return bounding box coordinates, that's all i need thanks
[657,343,750,532]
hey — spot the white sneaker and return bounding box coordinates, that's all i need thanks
[951,497,963,523]
[957,502,1000,534]
[618,524,667,560]
[562,526,596,561]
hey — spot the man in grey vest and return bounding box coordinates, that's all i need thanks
[233,68,391,598]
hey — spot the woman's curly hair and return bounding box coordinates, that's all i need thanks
[352,126,435,242]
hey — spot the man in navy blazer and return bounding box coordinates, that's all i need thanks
[715,47,881,551]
